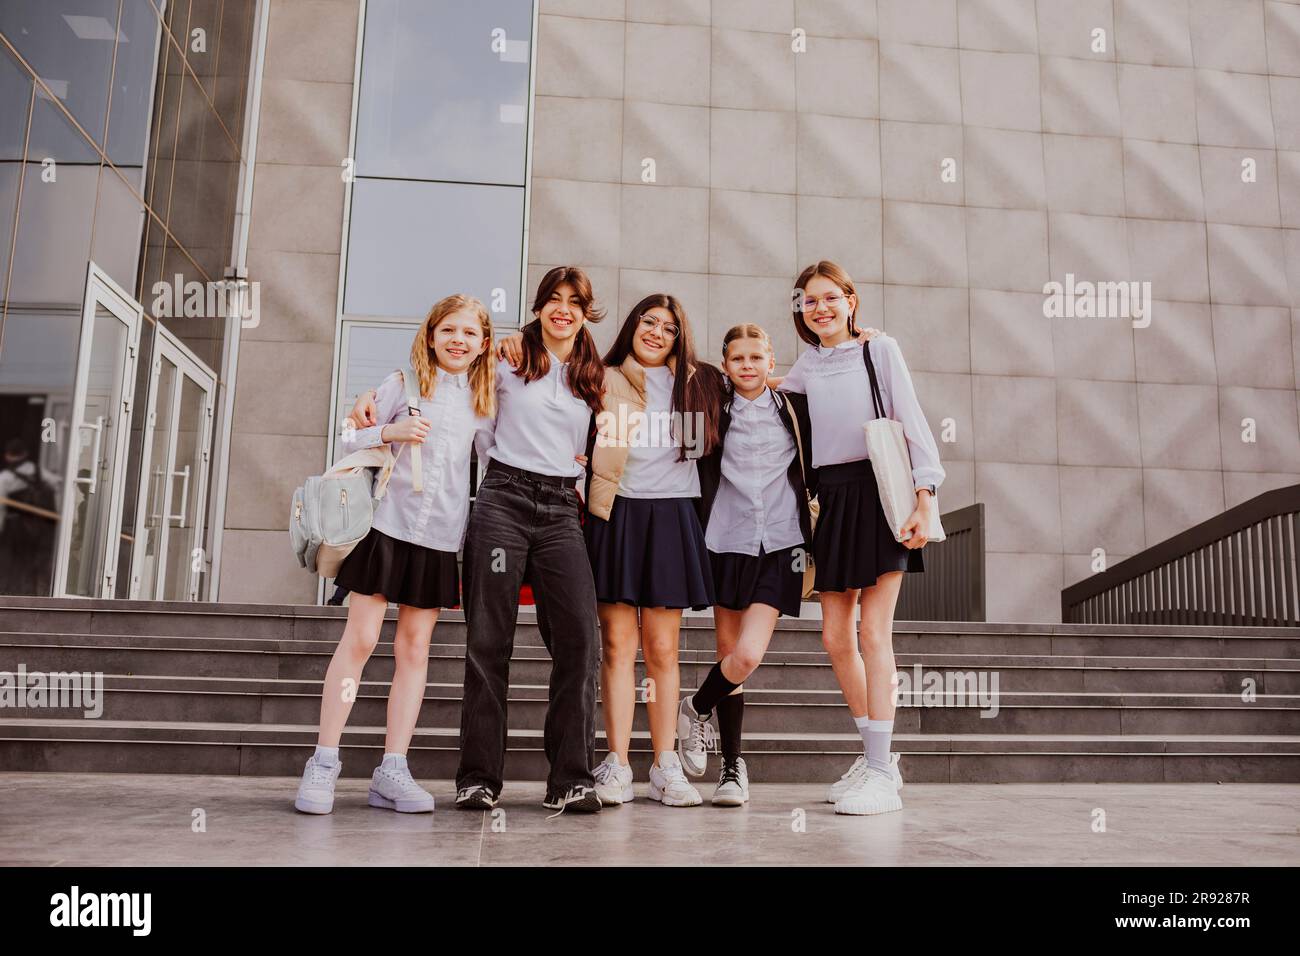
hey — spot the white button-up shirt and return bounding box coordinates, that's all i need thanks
[341,368,494,553]
[705,388,803,556]
[485,352,590,479]
[617,364,701,499]
[779,334,945,490]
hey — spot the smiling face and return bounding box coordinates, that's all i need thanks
[536,281,587,347]
[800,273,857,346]
[723,334,774,399]
[631,305,678,367]
[428,308,488,373]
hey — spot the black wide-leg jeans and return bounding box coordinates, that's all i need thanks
[455,464,599,796]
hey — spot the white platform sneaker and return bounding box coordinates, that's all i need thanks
[826,752,902,803]
[368,758,435,813]
[834,766,903,816]
[648,752,703,807]
[294,753,342,814]
[593,752,635,806]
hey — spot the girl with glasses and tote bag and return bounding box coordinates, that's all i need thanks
[294,294,496,815]
[777,260,946,816]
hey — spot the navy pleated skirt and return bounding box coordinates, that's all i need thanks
[333,527,461,609]
[585,496,715,610]
[813,460,923,593]
[709,544,805,618]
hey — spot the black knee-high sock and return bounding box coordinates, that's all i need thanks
[691,662,741,717]
[716,692,744,763]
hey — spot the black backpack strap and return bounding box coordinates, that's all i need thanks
[862,340,886,420]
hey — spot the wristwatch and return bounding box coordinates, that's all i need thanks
[919,484,936,497]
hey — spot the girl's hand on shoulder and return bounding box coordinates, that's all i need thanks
[351,390,379,427]
[854,326,884,342]
[496,333,525,368]
[382,416,431,444]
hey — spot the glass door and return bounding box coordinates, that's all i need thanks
[129,326,216,601]
[53,264,142,598]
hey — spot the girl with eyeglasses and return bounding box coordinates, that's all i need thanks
[778,260,944,816]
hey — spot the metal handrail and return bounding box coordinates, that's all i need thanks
[1062,484,1300,626]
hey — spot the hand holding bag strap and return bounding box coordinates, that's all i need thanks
[399,366,424,494]
[862,340,886,420]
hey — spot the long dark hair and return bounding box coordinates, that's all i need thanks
[517,266,606,414]
[603,293,722,459]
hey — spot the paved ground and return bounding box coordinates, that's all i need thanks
[0,773,1295,866]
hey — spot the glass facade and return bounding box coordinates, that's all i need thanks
[0,0,256,598]
[341,0,533,325]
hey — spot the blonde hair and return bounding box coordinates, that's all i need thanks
[722,322,774,359]
[412,294,496,418]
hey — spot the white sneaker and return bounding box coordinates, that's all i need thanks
[295,753,342,814]
[592,752,634,806]
[676,696,715,778]
[826,752,902,803]
[368,757,435,813]
[834,766,903,816]
[711,757,750,807]
[648,752,703,807]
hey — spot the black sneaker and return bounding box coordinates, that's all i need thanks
[542,785,602,814]
[455,785,498,810]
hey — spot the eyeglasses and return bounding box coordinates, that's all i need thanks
[801,293,846,311]
[638,314,679,339]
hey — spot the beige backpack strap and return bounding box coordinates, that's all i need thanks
[399,367,423,494]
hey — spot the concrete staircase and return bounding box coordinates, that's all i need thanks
[1,596,1297,782]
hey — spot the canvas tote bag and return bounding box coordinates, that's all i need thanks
[861,342,945,544]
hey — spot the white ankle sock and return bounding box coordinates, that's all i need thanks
[382,752,407,770]
[854,716,894,773]
[314,745,340,766]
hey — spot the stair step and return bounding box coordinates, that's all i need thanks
[4,633,1298,695]
[3,596,1297,783]
[2,719,1296,782]
[3,678,1298,734]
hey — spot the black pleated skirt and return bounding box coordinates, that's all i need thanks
[585,496,715,610]
[813,460,923,593]
[709,545,805,618]
[333,527,461,609]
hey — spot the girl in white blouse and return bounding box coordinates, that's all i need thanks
[294,294,496,817]
[676,323,817,807]
[583,295,724,809]
[497,294,725,808]
[780,260,945,818]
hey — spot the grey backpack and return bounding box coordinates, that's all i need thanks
[289,367,423,577]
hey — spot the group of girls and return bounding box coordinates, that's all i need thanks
[293,259,944,818]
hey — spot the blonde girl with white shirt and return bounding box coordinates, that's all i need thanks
[294,294,496,815]
[676,323,818,807]
[780,260,945,817]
